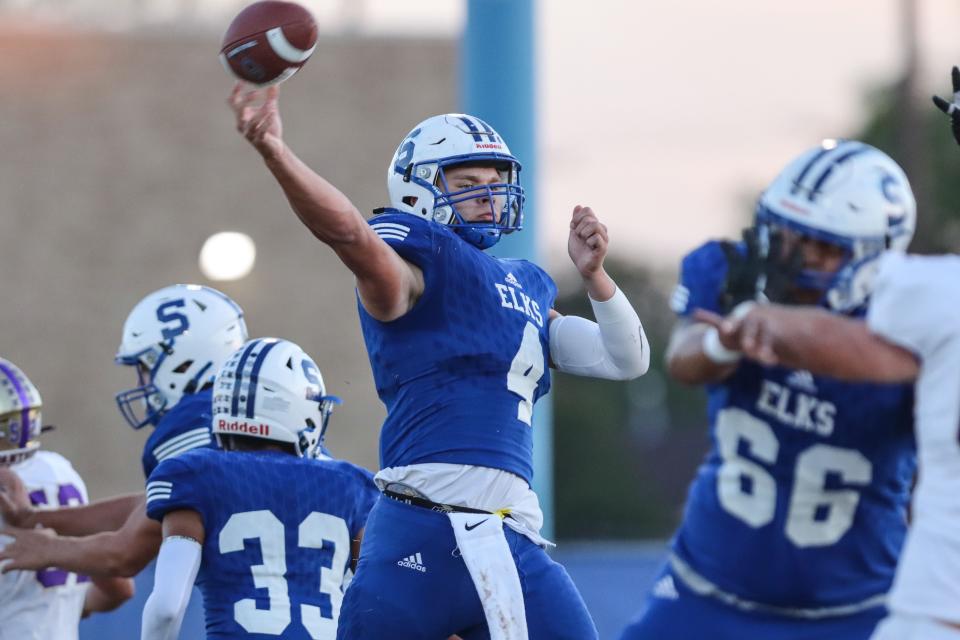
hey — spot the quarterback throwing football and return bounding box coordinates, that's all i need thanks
[229,83,649,640]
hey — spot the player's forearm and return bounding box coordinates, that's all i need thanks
[83,575,135,616]
[264,148,367,246]
[262,148,420,318]
[550,285,649,380]
[582,267,616,302]
[141,537,202,640]
[44,528,159,577]
[666,323,738,385]
[762,306,919,382]
[32,493,143,535]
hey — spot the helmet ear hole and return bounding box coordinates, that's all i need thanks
[402,196,418,207]
[172,360,194,374]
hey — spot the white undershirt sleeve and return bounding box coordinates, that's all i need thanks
[548,287,650,380]
[141,536,202,640]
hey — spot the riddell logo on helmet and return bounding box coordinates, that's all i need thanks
[475,142,503,150]
[778,199,810,216]
[217,419,270,436]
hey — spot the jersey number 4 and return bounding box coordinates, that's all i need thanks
[716,408,873,547]
[220,510,350,638]
[507,322,546,426]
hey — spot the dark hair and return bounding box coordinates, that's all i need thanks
[220,434,296,456]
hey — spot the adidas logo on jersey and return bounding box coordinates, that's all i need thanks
[397,552,427,573]
[785,370,817,394]
[652,575,679,600]
[505,272,522,289]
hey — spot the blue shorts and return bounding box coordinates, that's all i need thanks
[337,495,598,640]
[619,565,887,640]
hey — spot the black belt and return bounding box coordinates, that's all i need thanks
[383,489,511,519]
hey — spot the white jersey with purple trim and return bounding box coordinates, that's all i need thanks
[867,252,960,625]
[0,451,90,640]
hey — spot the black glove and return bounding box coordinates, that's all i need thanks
[933,66,960,146]
[718,227,800,313]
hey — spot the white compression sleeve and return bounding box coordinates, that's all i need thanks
[549,287,650,380]
[141,536,202,640]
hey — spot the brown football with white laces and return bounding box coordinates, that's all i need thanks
[219,1,318,86]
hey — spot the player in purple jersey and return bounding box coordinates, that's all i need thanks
[619,140,919,640]
[141,337,378,640]
[228,82,649,639]
[0,357,132,639]
[0,285,248,579]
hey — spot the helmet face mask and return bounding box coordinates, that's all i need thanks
[433,159,523,249]
[212,338,340,459]
[386,114,525,249]
[756,205,884,298]
[115,285,248,429]
[0,359,44,466]
[754,140,914,312]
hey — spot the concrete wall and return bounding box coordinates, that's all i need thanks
[0,22,456,497]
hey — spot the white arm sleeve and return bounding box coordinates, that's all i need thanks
[549,287,650,380]
[141,536,202,640]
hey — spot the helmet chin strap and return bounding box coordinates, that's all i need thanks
[453,225,502,249]
[440,198,508,249]
[794,267,837,293]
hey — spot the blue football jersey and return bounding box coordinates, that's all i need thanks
[670,241,916,610]
[141,389,216,479]
[358,211,557,484]
[146,448,379,639]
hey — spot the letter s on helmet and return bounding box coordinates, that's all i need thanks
[115,284,248,429]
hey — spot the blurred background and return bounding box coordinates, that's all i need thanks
[1,0,959,637]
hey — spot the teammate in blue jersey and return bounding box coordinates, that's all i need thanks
[683,71,960,640]
[229,83,650,639]
[140,337,379,640]
[0,284,248,578]
[619,140,919,640]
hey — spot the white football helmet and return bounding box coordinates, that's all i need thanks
[755,139,915,311]
[115,284,248,429]
[385,113,524,249]
[0,358,44,465]
[212,338,339,458]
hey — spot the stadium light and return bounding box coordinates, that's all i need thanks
[199,231,256,281]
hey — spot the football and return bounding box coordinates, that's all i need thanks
[219,1,318,87]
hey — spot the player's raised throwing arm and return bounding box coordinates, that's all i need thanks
[548,206,650,380]
[228,83,423,322]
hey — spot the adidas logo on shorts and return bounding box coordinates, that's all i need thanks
[397,552,427,573]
